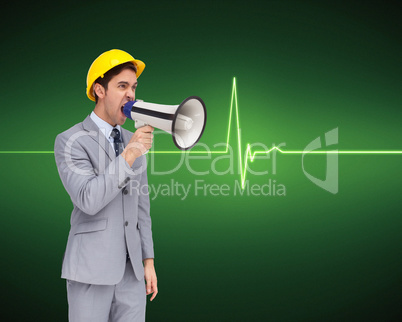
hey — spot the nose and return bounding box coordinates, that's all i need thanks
[126,88,135,101]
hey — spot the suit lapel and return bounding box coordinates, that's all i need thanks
[121,127,132,148]
[82,115,115,161]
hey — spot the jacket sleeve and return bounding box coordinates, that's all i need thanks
[137,155,155,260]
[54,130,138,215]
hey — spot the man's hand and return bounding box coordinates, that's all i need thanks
[144,258,158,301]
[121,125,154,166]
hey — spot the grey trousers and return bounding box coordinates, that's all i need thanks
[66,261,146,322]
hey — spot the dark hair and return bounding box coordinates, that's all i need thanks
[94,62,137,103]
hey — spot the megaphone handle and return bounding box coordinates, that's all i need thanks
[135,120,148,129]
[134,119,149,155]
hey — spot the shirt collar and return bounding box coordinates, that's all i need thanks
[90,111,121,142]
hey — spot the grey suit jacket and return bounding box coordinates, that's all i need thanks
[54,115,154,285]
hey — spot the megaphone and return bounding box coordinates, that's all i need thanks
[123,96,207,150]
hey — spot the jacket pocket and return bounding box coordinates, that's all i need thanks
[74,219,108,235]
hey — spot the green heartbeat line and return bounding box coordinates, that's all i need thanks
[1,77,401,188]
[151,77,401,188]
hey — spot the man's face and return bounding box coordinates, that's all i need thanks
[100,68,138,126]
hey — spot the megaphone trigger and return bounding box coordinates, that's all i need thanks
[134,119,148,129]
[133,120,150,155]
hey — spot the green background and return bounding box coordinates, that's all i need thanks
[1,1,401,320]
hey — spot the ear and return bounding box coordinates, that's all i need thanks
[94,83,106,100]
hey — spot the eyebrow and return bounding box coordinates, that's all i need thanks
[117,81,137,87]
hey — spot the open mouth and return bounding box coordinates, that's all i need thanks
[121,105,126,117]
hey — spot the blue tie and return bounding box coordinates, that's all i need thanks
[110,128,123,156]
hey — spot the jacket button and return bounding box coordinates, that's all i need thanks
[125,221,129,226]
[123,189,128,195]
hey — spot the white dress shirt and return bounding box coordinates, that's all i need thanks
[90,111,122,149]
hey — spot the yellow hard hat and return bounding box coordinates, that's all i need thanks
[86,49,145,101]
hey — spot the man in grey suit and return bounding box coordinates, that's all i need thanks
[55,49,157,321]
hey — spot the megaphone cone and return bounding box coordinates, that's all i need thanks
[123,96,206,150]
